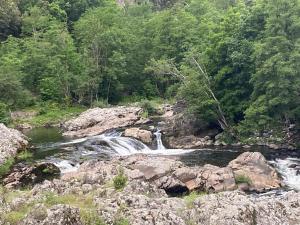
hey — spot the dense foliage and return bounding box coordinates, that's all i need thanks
[0,0,299,139]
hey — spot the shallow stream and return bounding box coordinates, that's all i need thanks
[25,127,300,191]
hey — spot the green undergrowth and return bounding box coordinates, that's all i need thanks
[113,168,128,191]
[0,157,15,178]
[0,150,34,179]
[44,192,105,225]
[235,174,252,185]
[12,103,86,127]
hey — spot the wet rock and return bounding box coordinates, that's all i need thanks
[167,135,213,149]
[228,152,281,192]
[63,106,148,138]
[3,162,60,188]
[0,123,28,166]
[16,123,33,130]
[124,127,153,143]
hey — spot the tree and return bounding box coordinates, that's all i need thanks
[243,0,300,133]
[0,0,21,41]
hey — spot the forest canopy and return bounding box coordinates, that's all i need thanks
[0,0,299,139]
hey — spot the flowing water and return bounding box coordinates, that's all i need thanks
[26,127,300,191]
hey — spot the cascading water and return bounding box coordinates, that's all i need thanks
[270,157,300,191]
[154,129,166,150]
[32,129,194,173]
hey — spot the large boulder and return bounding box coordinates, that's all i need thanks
[228,152,281,192]
[124,128,153,144]
[3,162,60,188]
[0,123,28,166]
[63,106,149,138]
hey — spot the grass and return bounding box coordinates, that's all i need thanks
[114,217,130,225]
[0,150,34,179]
[4,203,34,225]
[0,186,33,225]
[16,150,33,162]
[44,192,105,225]
[12,103,86,127]
[235,174,252,185]
[183,191,207,209]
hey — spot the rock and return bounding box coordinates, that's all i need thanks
[0,123,28,166]
[3,162,60,188]
[124,128,153,143]
[16,123,33,130]
[21,204,83,225]
[132,157,181,180]
[63,106,148,138]
[202,165,236,192]
[167,135,213,149]
[228,152,281,192]
[96,193,187,225]
[187,191,300,225]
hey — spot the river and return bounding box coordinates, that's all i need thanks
[25,127,300,191]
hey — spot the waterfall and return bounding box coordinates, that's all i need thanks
[38,129,195,173]
[154,129,166,150]
[270,158,300,191]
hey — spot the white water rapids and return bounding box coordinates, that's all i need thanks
[41,130,195,173]
[34,130,300,191]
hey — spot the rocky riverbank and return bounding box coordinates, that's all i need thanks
[0,123,28,167]
[0,152,299,225]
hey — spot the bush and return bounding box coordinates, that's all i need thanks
[0,157,15,178]
[113,168,128,190]
[17,150,33,162]
[0,101,10,124]
[235,174,252,185]
[139,99,156,116]
[92,99,108,108]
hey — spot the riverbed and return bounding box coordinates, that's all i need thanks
[25,127,300,191]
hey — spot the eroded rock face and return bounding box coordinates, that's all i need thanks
[0,123,28,166]
[3,162,60,189]
[63,106,149,138]
[60,153,278,194]
[124,128,153,143]
[228,152,281,191]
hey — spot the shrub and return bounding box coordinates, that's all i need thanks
[0,101,10,124]
[139,99,156,116]
[0,157,15,178]
[113,168,128,190]
[17,150,33,162]
[92,99,108,108]
[235,174,252,185]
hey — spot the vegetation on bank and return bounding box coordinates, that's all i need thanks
[0,0,299,142]
[11,103,86,127]
[0,186,131,225]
